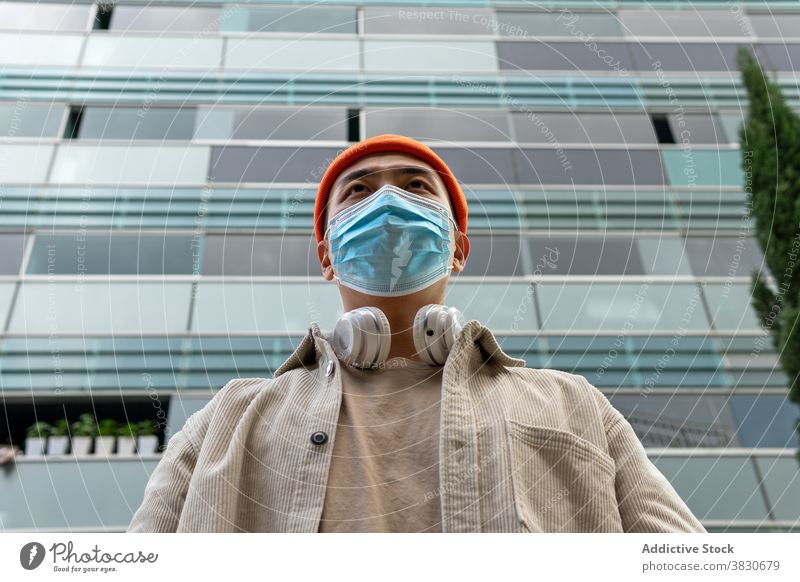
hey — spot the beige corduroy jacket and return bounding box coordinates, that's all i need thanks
[127,320,707,533]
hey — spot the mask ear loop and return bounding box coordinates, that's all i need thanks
[322,224,343,285]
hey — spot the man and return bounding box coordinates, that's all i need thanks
[127,134,706,533]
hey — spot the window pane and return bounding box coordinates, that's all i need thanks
[668,114,728,144]
[703,283,763,332]
[497,41,633,71]
[0,457,159,529]
[0,144,54,183]
[208,146,341,183]
[0,234,26,275]
[0,283,15,326]
[83,36,222,68]
[27,234,200,275]
[195,106,347,141]
[79,107,196,140]
[110,6,222,32]
[526,235,644,275]
[202,234,319,276]
[718,112,745,144]
[495,11,622,37]
[365,40,497,72]
[460,236,524,277]
[9,282,191,333]
[630,43,749,71]
[748,14,800,38]
[0,33,83,66]
[191,283,341,333]
[651,456,769,521]
[364,108,510,142]
[754,457,800,521]
[51,145,210,185]
[512,112,656,144]
[223,6,356,34]
[514,149,666,185]
[444,282,537,331]
[638,236,692,276]
[364,7,494,34]
[537,282,707,332]
[0,103,64,138]
[435,148,515,184]
[683,237,766,277]
[730,396,799,448]
[662,149,743,187]
[607,395,736,447]
[757,43,800,71]
[619,10,747,37]
[0,2,89,31]
[225,39,358,71]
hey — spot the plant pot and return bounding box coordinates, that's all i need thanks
[137,435,159,455]
[94,436,115,456]
[25,437,47,457]
[71,436,92,456]
[47,435,69,455]
[117,436,136,456]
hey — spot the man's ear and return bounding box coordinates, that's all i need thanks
[317,237,334,281]
[452,231,470,273]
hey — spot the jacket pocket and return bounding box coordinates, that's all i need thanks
[505,418,623,532]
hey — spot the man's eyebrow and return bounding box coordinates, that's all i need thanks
[335,165,440,190]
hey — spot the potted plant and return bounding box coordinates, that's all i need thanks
[70,414,96,456]
[136,419,159,455]
[47,419,70,455]
[94,419,118,456]
[25,421,52,456]
[117,422,138,455]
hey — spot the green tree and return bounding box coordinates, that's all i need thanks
[737,48,800,461]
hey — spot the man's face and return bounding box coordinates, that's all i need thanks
[316,152,469,284]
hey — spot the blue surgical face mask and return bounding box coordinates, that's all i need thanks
[325,184,457,297]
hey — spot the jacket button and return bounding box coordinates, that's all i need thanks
[310,431,329,445]
[325,360,335,377]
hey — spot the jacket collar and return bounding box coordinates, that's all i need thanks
[273,319,526,378]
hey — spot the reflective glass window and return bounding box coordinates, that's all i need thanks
[0,103,64,138]
[364,108,511,142]
[194,106,347,141]
[191,283,342,333]
[0,2,90,31]
[27,234,200,275]
[365,40,497,72]
[51,145,210,185]
[83,36,222,68]
[495,11,622,37]
[9,282,192,333]
[225,39,358,71]
[512,112,656,144]
[110,6,223,32]
[78,107,196,140]
[537,282,708,332]
[497,41,633,71]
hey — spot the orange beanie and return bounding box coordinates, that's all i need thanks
[314,134,468,242]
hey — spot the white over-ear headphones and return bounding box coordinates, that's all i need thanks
[330,304,466,368]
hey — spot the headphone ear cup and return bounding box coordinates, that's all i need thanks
[333,306,391,368]
[413,304,465,366]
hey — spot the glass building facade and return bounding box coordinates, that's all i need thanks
[0,0,798,532]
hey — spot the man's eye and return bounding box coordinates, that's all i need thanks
[407,179,427,190]
[349,184,368,194]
